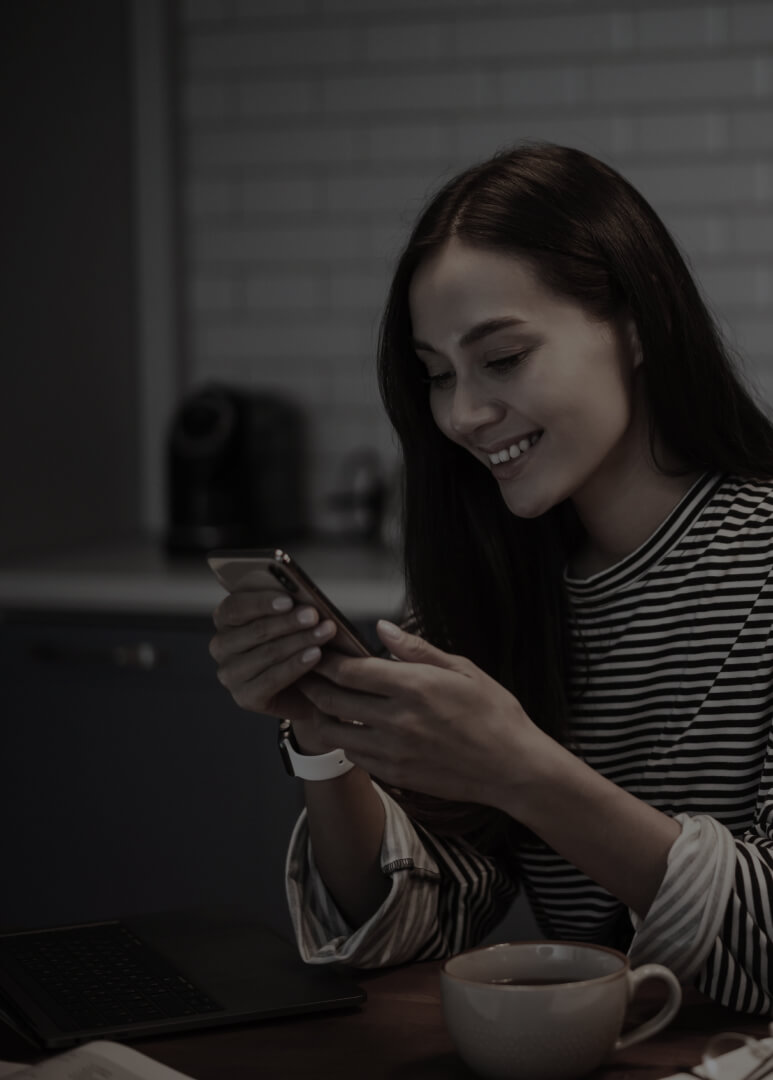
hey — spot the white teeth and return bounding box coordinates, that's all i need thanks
[488,431,543,466]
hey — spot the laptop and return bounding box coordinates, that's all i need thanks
[0,905,365,1050]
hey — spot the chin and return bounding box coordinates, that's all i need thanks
[500,487,558,520]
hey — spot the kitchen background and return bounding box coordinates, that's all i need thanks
[3,0,773,555]
[2,0,773,942]
[179,0,773,543]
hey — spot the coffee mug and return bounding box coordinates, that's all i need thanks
[440,940,682,1080]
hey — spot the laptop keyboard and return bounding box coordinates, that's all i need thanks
[0,922,222,1032]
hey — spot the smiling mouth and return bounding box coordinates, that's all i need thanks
[488,431,543,466]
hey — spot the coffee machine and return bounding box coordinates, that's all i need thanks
[165,383,309,554]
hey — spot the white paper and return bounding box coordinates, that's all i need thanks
[661,1035,773,1080]
[0,1042,192,1080]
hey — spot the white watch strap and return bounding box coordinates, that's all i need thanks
[281,737,355,781]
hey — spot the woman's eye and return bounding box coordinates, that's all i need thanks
[424,371,455,389]
[421,351,527,389]
[486,352,527,373]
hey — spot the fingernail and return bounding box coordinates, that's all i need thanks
[302,646,321,664]
[297,607,318,626]
[313,619,336,639]
[273,596,293,612]
[378,619,402,640]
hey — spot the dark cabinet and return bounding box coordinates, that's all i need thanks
[0,612,339,940]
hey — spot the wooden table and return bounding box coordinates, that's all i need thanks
[1,961,769,1078]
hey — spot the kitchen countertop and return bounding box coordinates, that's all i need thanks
[0,540,405,619]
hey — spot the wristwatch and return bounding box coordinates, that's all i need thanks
[278,719,354,781]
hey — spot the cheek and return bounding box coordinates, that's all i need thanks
[587,368,636,434]
[541,352,634,434]
[598,374,635,413]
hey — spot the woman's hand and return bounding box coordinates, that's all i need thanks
[299,621,684,921]
[298,620,548,809]
[209,590,339,748]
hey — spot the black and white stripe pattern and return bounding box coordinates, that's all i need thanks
[287,473,773,1015]
[286,785,516,967]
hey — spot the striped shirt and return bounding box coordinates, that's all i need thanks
[286,472,773,1015]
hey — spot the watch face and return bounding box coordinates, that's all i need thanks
[278,738,295,776]
[278,720,298,776]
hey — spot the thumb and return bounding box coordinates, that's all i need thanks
[376,620,464,671]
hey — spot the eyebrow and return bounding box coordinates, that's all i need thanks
[412,316,526,355]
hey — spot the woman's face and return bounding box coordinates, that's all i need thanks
[408,238,644,521]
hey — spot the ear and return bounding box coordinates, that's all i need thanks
[624,317,643,369]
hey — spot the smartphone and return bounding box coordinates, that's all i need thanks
[207,548,374,658]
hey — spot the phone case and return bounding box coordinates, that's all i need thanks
[207,548,373,657]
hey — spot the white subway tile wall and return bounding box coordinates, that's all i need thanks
[178,0,773,531]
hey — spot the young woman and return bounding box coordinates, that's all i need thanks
[210,143,773,1015]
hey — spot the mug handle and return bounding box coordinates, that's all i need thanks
[614,963,683,1050]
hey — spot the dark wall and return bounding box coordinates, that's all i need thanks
[0,0,139,555]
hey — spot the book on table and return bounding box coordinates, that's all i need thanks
[0,1039,191,1078]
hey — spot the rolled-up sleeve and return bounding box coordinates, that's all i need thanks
[628,805,773,1015]
[628,813,735,977]
[285,784,518,968]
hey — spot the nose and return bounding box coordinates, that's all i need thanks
[448,378,502,437]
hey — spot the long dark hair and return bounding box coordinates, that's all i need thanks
[377,142,773,854]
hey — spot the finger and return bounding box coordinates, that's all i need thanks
[314,651,408,696]
[376,620,468,672]
[217,621,335,696]
[298,672,389,726]
[210,604,326,663]
[315,639,462,696]
[213,589,315,630]
[225,638,329,715]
